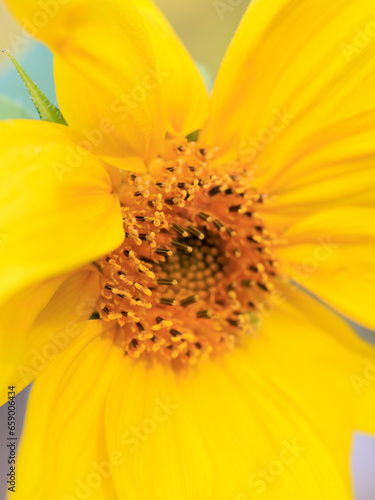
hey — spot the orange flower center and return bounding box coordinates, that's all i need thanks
[95,139,280,366]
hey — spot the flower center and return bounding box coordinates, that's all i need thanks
[95,139,280,366]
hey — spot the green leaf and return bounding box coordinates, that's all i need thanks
[0,95,35,120]
[2,49,67,126]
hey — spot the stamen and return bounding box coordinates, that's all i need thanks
[196,310,212,318]
[171,239,193,253]
[180,295,199,307]
[156,278,178,286]
[171,223,189,237]
[160,297,177,306]
[186,225,205,239]
[155,247,173,257]
[198,212,212,222]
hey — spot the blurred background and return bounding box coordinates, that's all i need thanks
[0,0,375,499]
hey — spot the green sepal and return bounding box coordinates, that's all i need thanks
[186,129,200,142]
[2,49,67,126]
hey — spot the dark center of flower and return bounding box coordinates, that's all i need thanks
[94,139,280,366]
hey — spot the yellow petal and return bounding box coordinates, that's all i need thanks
[261,112,375,204]
[11,320,123,500]
[201,0,375,184]
[0,266,100,405]
[0,274,67,401]
[133,0,209,136]
[256,112,375,227]
[277,207,375,329]
[251,283,375,479]
[104,291,374,500]
[105,359,213,500]
[0,120,123,303]
[3,0,167,170]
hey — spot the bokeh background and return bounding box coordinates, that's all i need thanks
[0,1,374,498]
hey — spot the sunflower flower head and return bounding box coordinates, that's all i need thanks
[1,0,375,499]
[96,138,280,365]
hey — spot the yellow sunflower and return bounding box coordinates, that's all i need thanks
[1,0,375,498]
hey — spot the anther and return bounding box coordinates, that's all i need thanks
[229,205,241,212]
[247,235,262,243]
[160,297,177,306]
[155,247,173,257]
[171,223,189,237]
[241,280,255,287]
[257,282,270,292]
[171,239,193,253]
[165,197,178,205]
[213,220,226,232]
[181,295,199,307]
[198,212,212,222]
[196,310,212,318]
[208,185,221,197]
[170,329,182,337]
[156,278,178,286]
[186,225,205,239]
